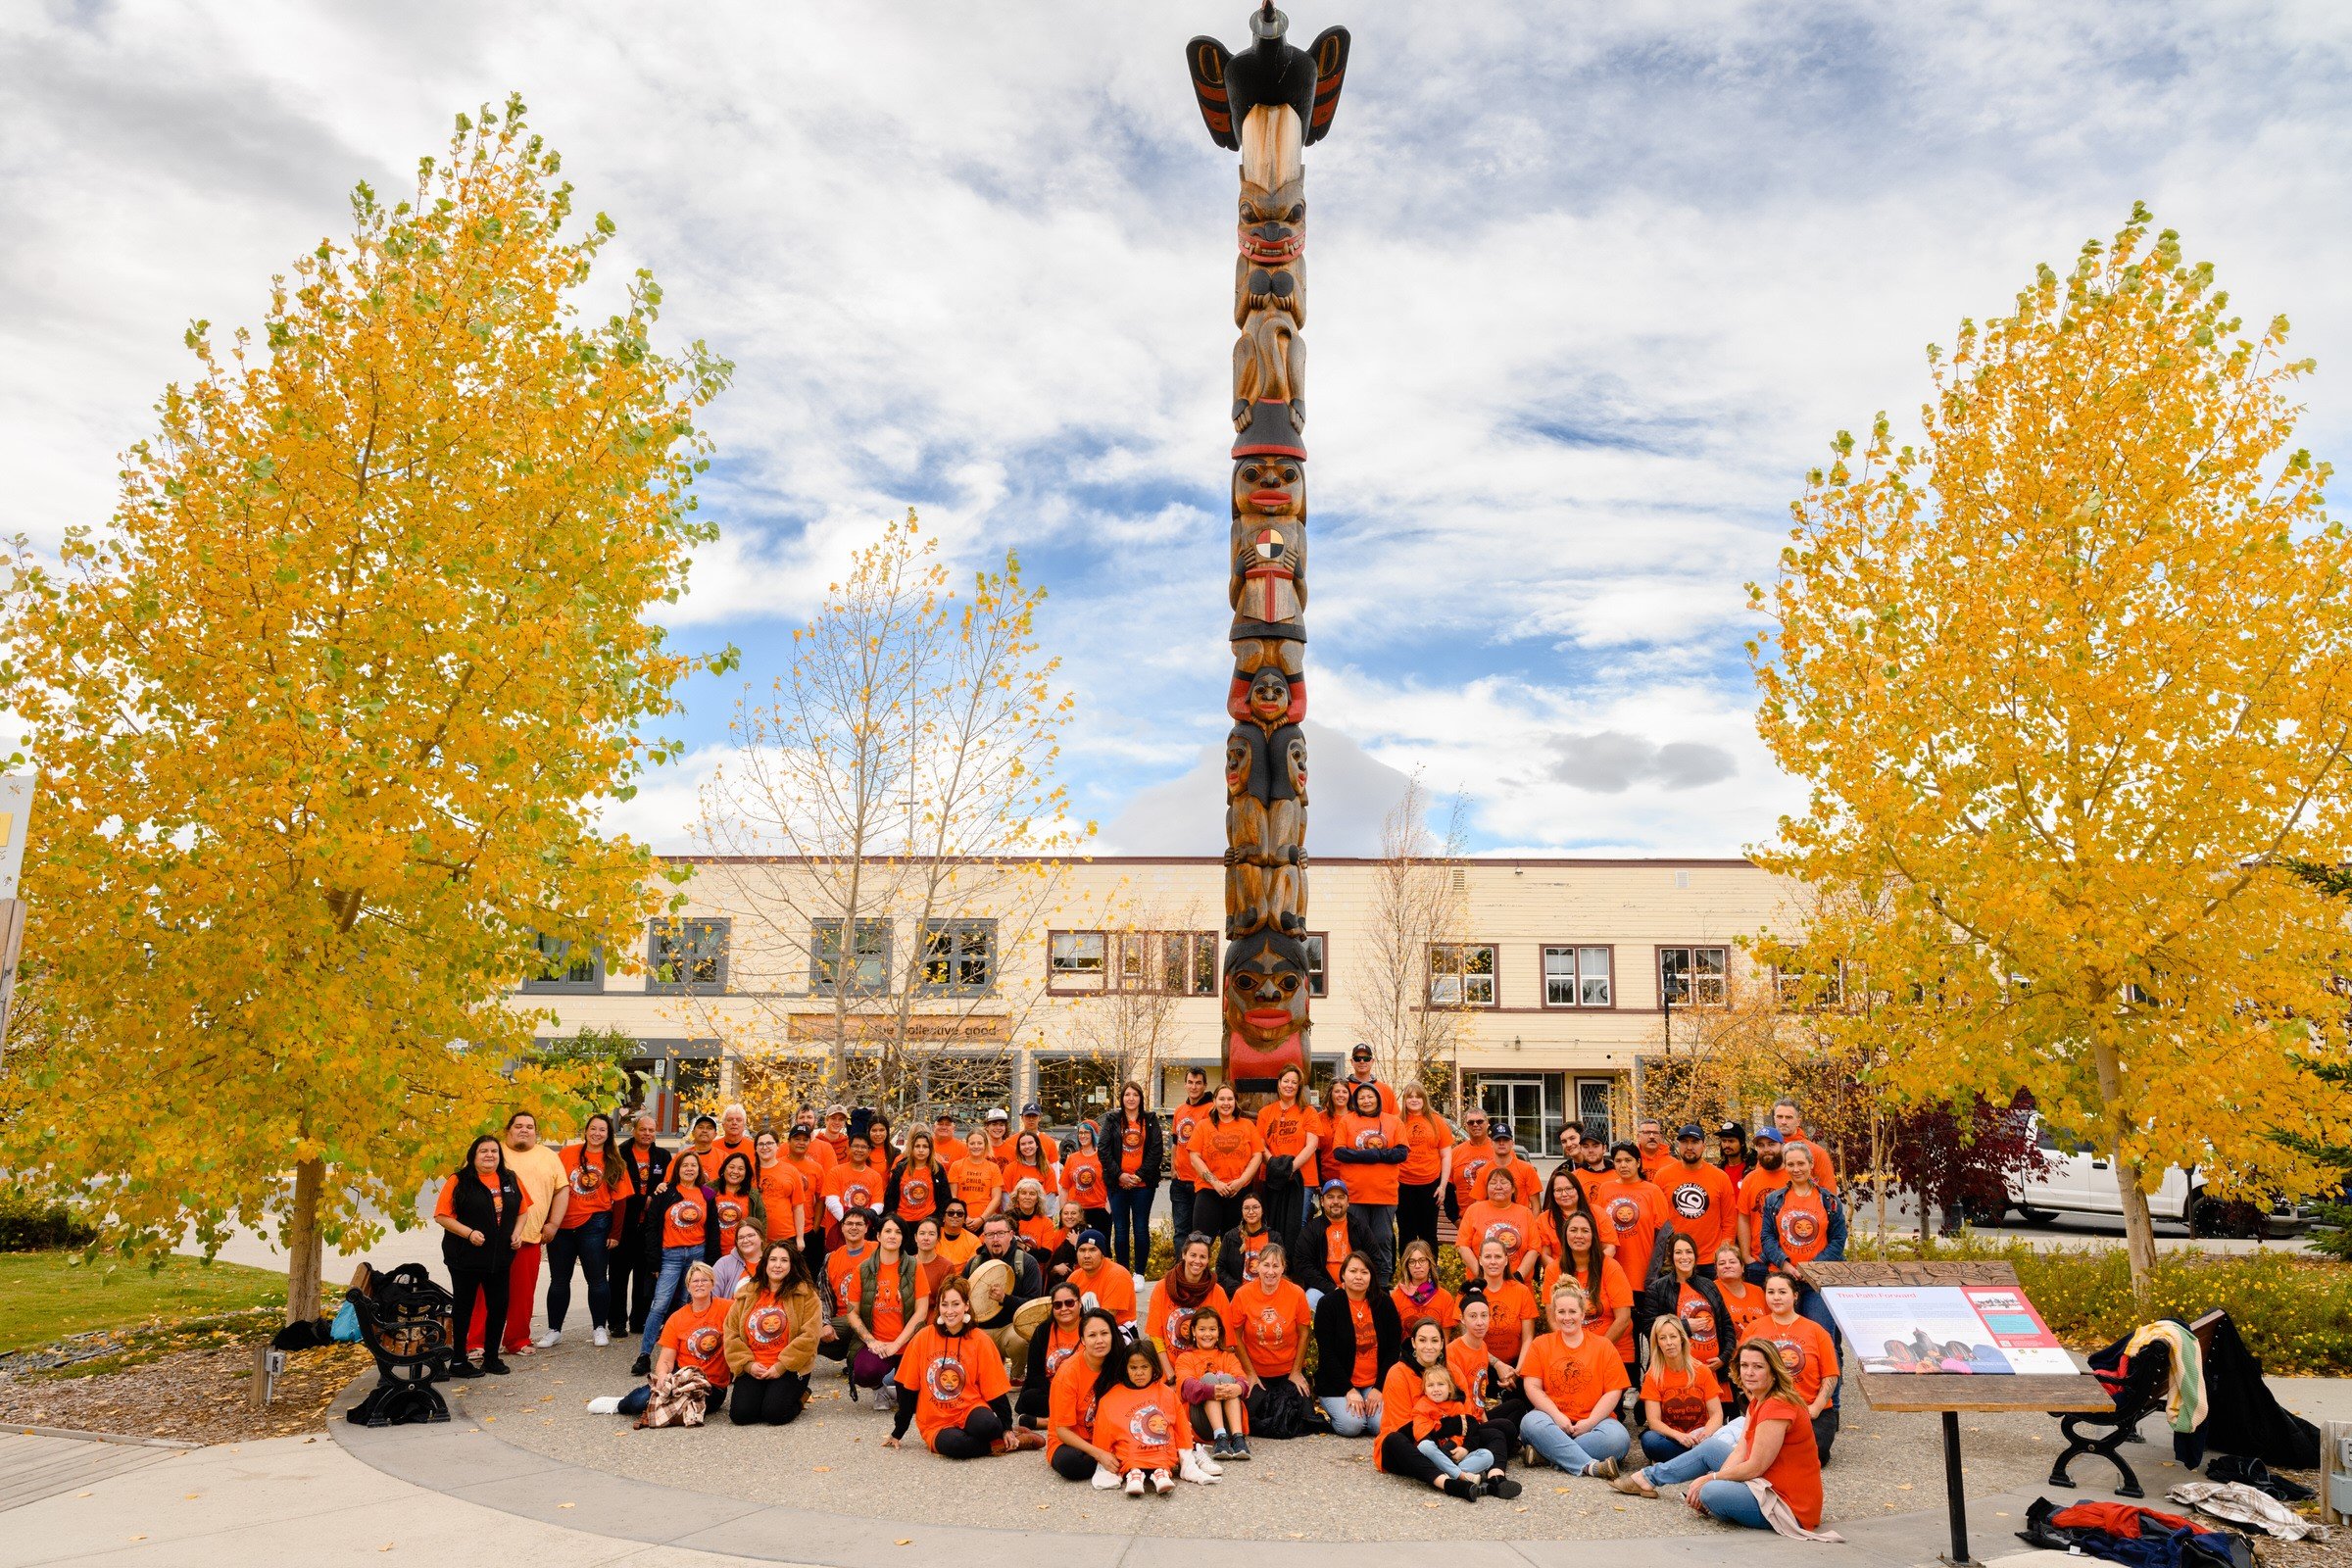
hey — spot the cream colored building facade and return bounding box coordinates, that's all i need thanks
[513,855,1802,1150]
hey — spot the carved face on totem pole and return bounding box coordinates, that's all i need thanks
[1245,666,1294,731]
[1228,635,1307,725]
[1285,733,1309,804]
[1225,732,1251,799]
[1221,928,1311,1086]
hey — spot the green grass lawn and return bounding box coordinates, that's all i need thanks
[0,1250,288,1354]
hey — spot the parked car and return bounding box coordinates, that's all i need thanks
[1970,1113,2309,1239]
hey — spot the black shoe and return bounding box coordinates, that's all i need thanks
[1228,1435,1251,1461]
[1486,1474,1523,1499]
[481,1357,512,1376]
[1443,1477,1481,1501]
[631,1353,652,1377]
[446,1358,483,1379]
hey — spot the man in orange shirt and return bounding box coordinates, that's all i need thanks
[1658,1124,1737,1258]
[1064,1229,1138,1327]
[1491,1130,1542,1207]
[816,1104,852,1165]
[1166,1068,1213,1240]
[1771,1099,1838,1190]
[1736,1128,1791,1265]
[822,1134,883,1246]
[1636,1119,1673,1181]
[1447,1107,1499,1222]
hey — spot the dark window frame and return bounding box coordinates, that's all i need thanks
[1428,942,1498,1008]
[1656,944,1730,1008]
[808,917,891,997]
[521,932,605,995]
[919,918,999,998]
[1047,929,1109,995]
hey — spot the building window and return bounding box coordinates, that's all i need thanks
[809,918,889,995]
[646,918,728,995]
[1658,945,1728,1007]
[1429,943,1496,1007]
[522,933,603,995]
[1303,933,1327,999]
[1050,930,1107,993]
[1542,945,1612,1007]
[1036,1055,1124,1130]
[1776,961,1843,1010]
[920,919,996,997]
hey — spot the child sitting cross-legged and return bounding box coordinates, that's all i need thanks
[1412,1362,1497,1499]
[1172,1306,1250,1463]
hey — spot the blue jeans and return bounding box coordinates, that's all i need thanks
[1640,1417,1742,1486]
[638,1245,702,1356]
[1699,1478,1768,1528]
[1417,1441,1496,1478]
[1519,1409,1630,1474]
[545,1212,612,1331]
[1108,1185,1155,1274]
[1321,1392,1381,1438]
[1641,1429,1697,1464]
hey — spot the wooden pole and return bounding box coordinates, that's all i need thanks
[1185,6,1349,1092]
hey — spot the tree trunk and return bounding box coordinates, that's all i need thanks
[1871,1106,1888,1243]
[2111,1156,2160,1307]
[285,1155,325,1325]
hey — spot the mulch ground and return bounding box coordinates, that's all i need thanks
[0,1341,368,1445]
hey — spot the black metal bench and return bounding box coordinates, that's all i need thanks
[2048,1309,2221,1498]
[343,1261,457,1428]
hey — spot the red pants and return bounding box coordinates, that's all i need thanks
[465,1242,542,1353]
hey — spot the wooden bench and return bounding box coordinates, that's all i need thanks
[2048,1308,2223,1499]
[342,1261,458,1428]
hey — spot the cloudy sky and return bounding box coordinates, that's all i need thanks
[6,1,2349,858]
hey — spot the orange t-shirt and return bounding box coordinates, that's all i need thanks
[999,1161,1054,1205]
[1501,1157,1543,1206]
[659,1189,708,1251]
[1566,1256,1638,1360]
[1782,1136,1838,1191]
[757,1159,806,1234]
[890,1163,940,1224]
[739,1290,802,1369]
[658,1296,732,1385]
[1066,1260,1139,1321]
[1718,1279,1767,1345]
[1456,1200,1537,1271]
[1446,1336,1495,1416]
[1640,1145,1675,1181]
[1677,1280,1727,1368]
[989,1135,1018,1169]
[1015,1212,1060,1253]
[1171,1346,1250,1434]
[1032,1320,1084,1387]
[1658,1159,1738,1256]
[1763,1314,1840,1403]
[1392,1285,1459,1339]
[1145,1277,1230,1356]
[1255,1101,1325,1188]
[1532,1205,1620,1267]
[558,1146,631,1226]
[825,1240,872,1307]
[1738,1165,1793,1257]
[1225,1278,1313,1377]
[823,1163,880,1228]
[1346,1295,1379,1388]
[1519,1329,1630,1422]
[1449,1141,1499,1211]
[902,1325,1010,1447]
[1398,1115,1455,1186]
[1319,1216,1353,1278]
[807,1135,842,1172]
[1770,1184,1835,1264]
[1328,1111,1407,1206]
[1740,1395,1825,1529]
[865,1262,909,1341]
[1374,1361,1425,1472]
[1169,1100,1212,1181]
[1046,1351,1103,1459]
[947,1157,1004,1216]
[710,1190,758,1239]
[1642,1360,1722,1434]
[1191,1117,1264,1188]
[432,1173,535,1226]
[1593,1176,1670,1290]
[1475,1278,1539,1364]
[1116,1120,1148,1178]
[1094,1380,1182,1472]
[1060,1152,1108,1209]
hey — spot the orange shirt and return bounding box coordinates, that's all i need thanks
[658,1296,733,1386]
[902,1325,1010,1447]
[1171,1346,1249,1435]
[1474,1278,1539,1364]
[660,1189,708,1251]
[1318,1215,1353,1278]
[1145,1276,1230,1356]
[432,1172,535,1225]
[936,1228,981,1269]
[1640,1145,1675,1181]
[1032,1320,1085,1387]
[1328,1111,1407,1206]
[1740,1395,1824,1530]
[1763,1314,1840,1404]
[1446,1336,1495,1416]
[1566,1256,1638,1359]
[1346,1295,1379,1388]
[1398,1114,1455,1186]
[1015,1212,1060,1253]
[947,1157,1004,1216]
[1519,1329,1629,1422]
[558,1145,631,1226]
[1115,1119,1148,1178]
[1094,1380,1182,1472]
[1449,1140,1500,1211]
[1718,1278,1767,1345]
[806,1134,841,1172]
[1642,1360,1722,1434]
[1060,1152,1108,1209]
[1066,1259,1138,1321]
[865,1260,909,1341]
[825,1240,872,1307]
[1224,1278,1313,1377]
[1677,1279,1728,1369]
[1782,1135,1838,1190]
[1190,1116,1264,1188]
[1374,1361,1424,1472]
[823,1163,880,1227]
[1046,1351,1104,1459]
[1657,1158,1738,1256]
[1456,1200,1537,1271]
[890,1162,941,1224]
[1500,1156,1543,1206]
[1532,1205,1620,1267]
[739,1290,802,1369]
[710,1190,758,1239]
[989,1135,1018,1169]
[1392,1285,1459,1340]
[1738,1165,1793,1257]
[1255,1101,1325,1188]
[999,1161,1054,1205]
[1169,1099,1213,1182]
[757,1159,807,1234]
[1593,1175,1670,1290]
[1769,1184,1835,1264]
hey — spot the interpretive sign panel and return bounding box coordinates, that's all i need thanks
[1823,1284,2074,1375]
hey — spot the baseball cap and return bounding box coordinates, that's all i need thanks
[1716,1121,1744,1138]
[823,1103,849,1119]
[1022,1102,1043,1117]
[1753,1127,1785,1144]
[1677,1122,1705,1140]
[1320,1178,1347,1194]
[786,1123,810,1141]
[985,1106,1009,1123]
[1350,1044,1374,1060]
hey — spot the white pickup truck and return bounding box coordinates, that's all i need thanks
[1979,1113,2308,1238]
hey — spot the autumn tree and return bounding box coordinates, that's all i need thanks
[1752,205,2352,1298]
[683,516,1090,1112]
[0,100,729,1319]
[1350,772,1473,1109]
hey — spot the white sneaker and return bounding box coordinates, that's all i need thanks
[1150,1468,1175,1495]
[534,1330,563,1348]
[1124,1470,1146,1496]
[1092,1465,1122,1491]
[875,1380,898,1409]
[585,1396,622,1414]
[1178,1446,1222,1484]
[592,1327,610,1348]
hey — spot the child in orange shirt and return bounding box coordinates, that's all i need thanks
[1171,1306,1251,1462]
[1093,1342,1213,1494]
[1410,1362,1496,1496]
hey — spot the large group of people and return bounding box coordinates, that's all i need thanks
[432,1053,1847,1535]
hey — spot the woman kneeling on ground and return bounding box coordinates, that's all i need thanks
[1378,1319,1522,1500]
[725,1240,821,1426]
[887,1278,1046,1457]
[1516,1282,1632,1479]
[1311,1251,1399,1438]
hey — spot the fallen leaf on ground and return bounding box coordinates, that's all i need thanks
[894,1540,911,1546]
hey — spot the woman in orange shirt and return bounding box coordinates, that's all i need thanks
[1467,1238,1540,1368]
[885,1279,1038,1459]
[1327,1082,1407,1285]
[1008,1180,1060,1255]
[1147,1235,1230,1377]
[1224,1243,1314,1402]
[753,1130,808,1250]
[549,1113,631,1350]
[910,1216,958,1304]
[1092,1340,1200,1494]
[1254,1065,1323,1247]
[1683,1339,1824,1532]
[1395,1084,1455,1252]
[1448,1295,1529,1441]
[1634,1315,1724,1466]
[1713,1242,1766,1359]
[1556,1211,1636,1373]
[710,1153,766,1245]
[722,1240,822,1425]
[883,1130,947,1228]
[1058,1124,1108,1215]
[1310,1252,1398,1437]
[1045,1305,1124,1482]
[841,1213,926,1406]
[1456,1167,1538,1282]
[1391,1239,1459,1342]
[1017,1284,1087,1429]
[1530,1166,1617,1288]
[1516,1284,1632,1478]
[1002,1131,1057,1215]
[1187,1083,1266,1244]
[1378,1319,1525,1499]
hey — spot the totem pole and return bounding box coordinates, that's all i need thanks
[1185,5,1349,1090]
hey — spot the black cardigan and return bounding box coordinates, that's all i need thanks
[1311,1286,1400,1397]
[880,1159,948,1224]
[1293,1208,1380,1296]
[1637,1268,1732,1357]
[1215,1225,1274,1296]
[1096,1105,1163,1190]
[440,1167,527,1271]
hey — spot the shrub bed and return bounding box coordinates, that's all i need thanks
[0,1194,96,1252]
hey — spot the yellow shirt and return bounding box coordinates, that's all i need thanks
[505,1143,568,1245]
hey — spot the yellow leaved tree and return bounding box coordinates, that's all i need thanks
[0,99,731,1320]
[1752,206,2352,1298]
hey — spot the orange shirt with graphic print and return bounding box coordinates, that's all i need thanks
[658,1296,732,1386]
[1255,1101,1325,1188]
[558,1145,631,1227]
[901,1325,1009,1447]
[1518,1329,1629,1421]
[1224,1278,1313,1378]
